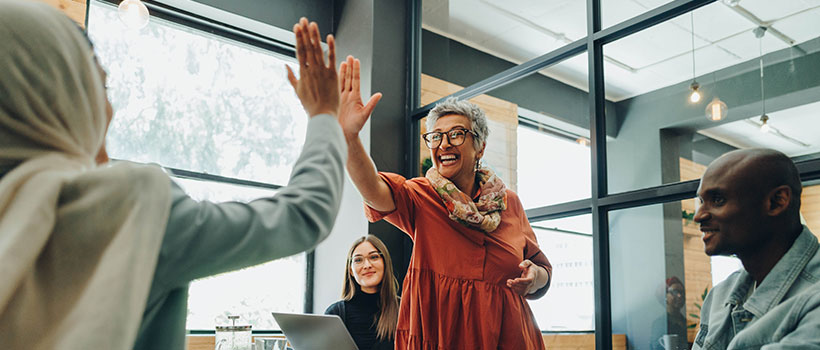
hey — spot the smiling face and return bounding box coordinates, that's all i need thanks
[694,154,769,257]
[430,114,485,191]
[350,241,384,294]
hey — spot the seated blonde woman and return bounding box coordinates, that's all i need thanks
[0,2,344,349]
[326,235,400,350]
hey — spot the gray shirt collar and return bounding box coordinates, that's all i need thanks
[726,226,819,317]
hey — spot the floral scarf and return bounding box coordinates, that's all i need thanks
[426,166,507,232]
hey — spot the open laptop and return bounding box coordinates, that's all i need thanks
[271,312,359,350]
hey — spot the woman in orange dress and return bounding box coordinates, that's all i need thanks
[336,55,552,349]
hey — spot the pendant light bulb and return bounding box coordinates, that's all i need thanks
[689,81,701,103]
[760,115,770,133]
[118,0,150,30]
[706,97,727,121]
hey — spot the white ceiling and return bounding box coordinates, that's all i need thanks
[700,101,820,157]
[422,0,820,157]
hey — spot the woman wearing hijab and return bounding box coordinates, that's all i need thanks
[0,2,344,349]
[336,55,552,349]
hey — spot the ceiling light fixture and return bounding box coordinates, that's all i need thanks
[706,97,727,121]
[118,0,150,29]
[689,82,701,103]
[754,26,768,132]
[759,115,770,133]
[744,116,810,147]
[688,12,701,104]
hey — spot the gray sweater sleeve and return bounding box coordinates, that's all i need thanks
[133,114,345,350]
[151,113,346,291]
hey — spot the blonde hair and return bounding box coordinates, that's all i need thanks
[342,235,400,341]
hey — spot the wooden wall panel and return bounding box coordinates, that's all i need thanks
[189,334,624,350]
[541,333,627,350]
[187,335,287,350]
[800,185,820,239]
[679,157,710,342]
[36,0,87,27]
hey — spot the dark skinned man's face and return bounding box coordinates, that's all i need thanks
[694,155,770,257]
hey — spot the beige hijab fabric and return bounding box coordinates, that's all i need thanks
[0,1,172,349]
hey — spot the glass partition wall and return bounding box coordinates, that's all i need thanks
[413,0,820,348]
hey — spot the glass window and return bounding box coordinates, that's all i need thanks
[177,177,305,330]
[87,0,307,331]
[420,0,586,103]
[609,201,702,349]
[88,0,307,186]
[518,122,590,209]
[529,215,594,331]
[603,1,820,194]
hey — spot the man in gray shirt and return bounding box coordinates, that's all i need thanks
[692,148,820,349]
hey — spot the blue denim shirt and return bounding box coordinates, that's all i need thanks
[693,226,820,350]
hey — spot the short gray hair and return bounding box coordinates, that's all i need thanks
[425,97,489,150]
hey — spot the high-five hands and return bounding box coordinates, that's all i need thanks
[338,55,382,141]
[287,18,339,118]
[506,259,549,296]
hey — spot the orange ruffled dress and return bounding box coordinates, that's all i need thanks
[365,172,551,350]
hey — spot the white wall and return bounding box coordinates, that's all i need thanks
[313,129,370,311]
[313,0,377,313]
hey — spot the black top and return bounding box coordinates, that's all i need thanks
[325,291,393,350]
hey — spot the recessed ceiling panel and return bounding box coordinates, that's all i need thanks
[605,20,694,69]
[686,4,751,43]
[771,7,820,45]
[736,0,820,22]
[532,2,587,41]
[478,24,567,63]
[602,0,674,29]
[699,101,820,157]
[715,30,789,63]
[485,0,576,19]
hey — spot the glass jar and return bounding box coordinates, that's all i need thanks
[215,315,252,350]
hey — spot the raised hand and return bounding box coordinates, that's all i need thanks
[338,55,382,141]
[286,18,339,118]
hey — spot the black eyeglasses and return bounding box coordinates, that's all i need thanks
[421,128,477,149]
[351,252,383,266]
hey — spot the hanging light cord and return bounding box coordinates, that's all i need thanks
[690,12,696,82]
[759,33,766,115]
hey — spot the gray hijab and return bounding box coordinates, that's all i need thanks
[0,2,171,349]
